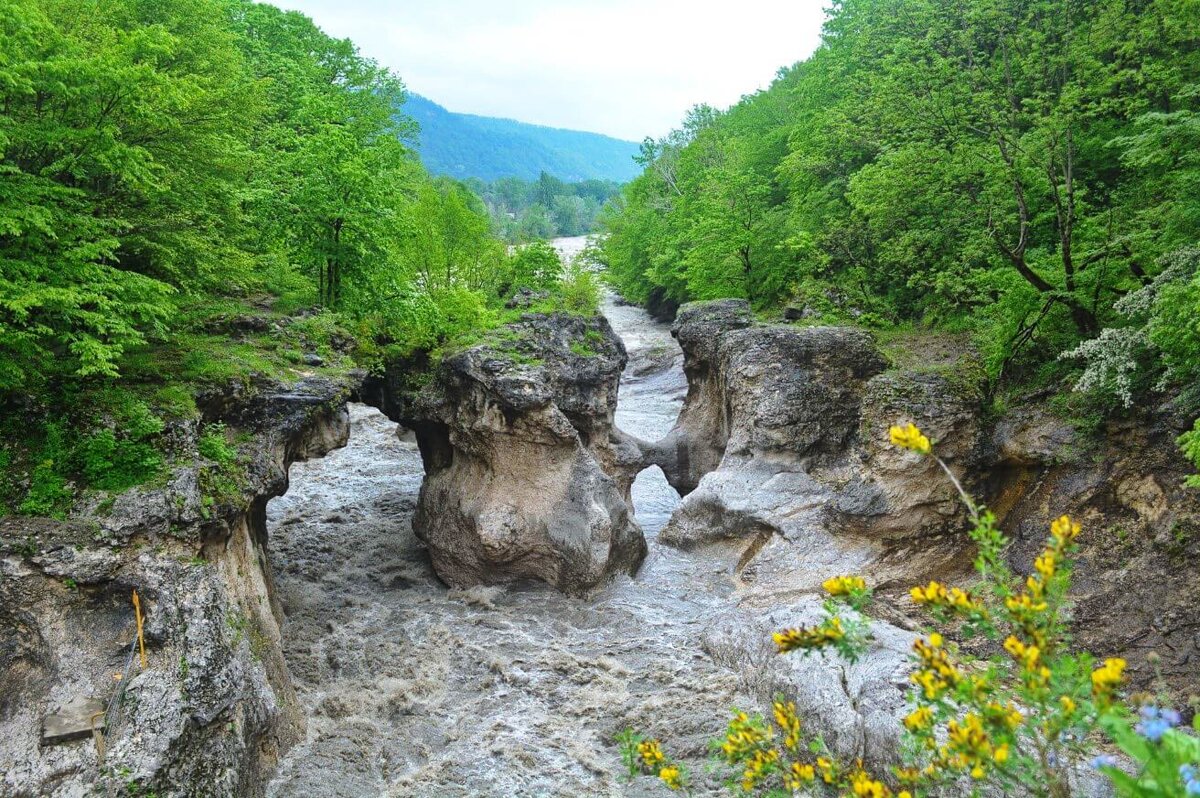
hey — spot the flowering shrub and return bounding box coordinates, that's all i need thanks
[618,423,1200,797]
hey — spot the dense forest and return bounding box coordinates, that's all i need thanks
[404,93,641,183]
[0,0,596,515]
[465,172,622,242]
[601,0,1200,417]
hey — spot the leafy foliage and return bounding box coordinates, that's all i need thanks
[0,0,599,511]
[1179,419,1200,489]
[466,173,623,242]
[600,0,1200,397]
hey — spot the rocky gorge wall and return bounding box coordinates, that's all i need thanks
[650,299,1200,701]
[0,375,358,797]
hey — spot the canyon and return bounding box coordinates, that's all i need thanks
[1,241,1197,796]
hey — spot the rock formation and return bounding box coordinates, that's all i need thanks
[648,300,975,595]
[392,312,647,595]
[650,298,1199,707]
[0,375,358,798]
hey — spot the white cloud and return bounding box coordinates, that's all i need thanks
[268,0,827,140]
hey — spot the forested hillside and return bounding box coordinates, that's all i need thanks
[601,0,1200,416]
[465,173,622,242]
[404,94,641,183]
[0,0,596,515]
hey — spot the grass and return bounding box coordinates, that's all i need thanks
[569,340,599,357]
[0,291,362,517]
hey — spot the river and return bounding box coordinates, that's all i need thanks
[266,238,749,797]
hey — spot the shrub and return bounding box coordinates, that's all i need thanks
[505,241,563,293]
[197,423,236,466]
[557,259,601,315]
[1179,419,1200,489]
[1061,247,1200,410]
[621,423,1199,797]
[78,397,165,492]
[14,421,72,517]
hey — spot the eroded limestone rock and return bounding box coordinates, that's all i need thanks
[648,300,982,592]
[400,313,647,595]
[0,375,358,798]
[649,297,1198,726]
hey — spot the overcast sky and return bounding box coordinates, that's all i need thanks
[269,1,828,141]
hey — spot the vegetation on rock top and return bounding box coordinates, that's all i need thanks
[0,0,599,516]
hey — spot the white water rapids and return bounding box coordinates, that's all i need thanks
[266,238,756,796]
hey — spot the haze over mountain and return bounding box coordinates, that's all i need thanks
[404,94,641,183]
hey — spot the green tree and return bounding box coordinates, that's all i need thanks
[231,1,417,308]
[0,0,257,391]
[601,0,1200,394]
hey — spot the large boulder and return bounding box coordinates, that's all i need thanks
[835,370,986,541]
[649,299,753,495]
[650,298,1199,726]
[637,304,991,778]
[401,313,647,595]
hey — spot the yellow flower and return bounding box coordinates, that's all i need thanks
[1091,658,1126,698]
[850,769,891,798]
[890,422,932,453]
[773,616,845,653]
[816,756,837,784]
[1005,592,1048,615]
[784,762,815,788]
[718,710,773,762]
[904,706,934,732]
[948,587,983,613]
[823,575,867,596]
[1034,551,1057,580]
[773,700,802,750]
[637,740,665,768]
[982,701,1022,731]
[910,634,963,700]
[944,713,1004,780]
[1003,636,1041,670]
[1060,696,1077,715]
[911,580,948,605]
[658,765,683,790]
[740,748,778,791]
[1050,515,1081,545]
[911,582,986,617]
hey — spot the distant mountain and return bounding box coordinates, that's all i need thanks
[403,94,641,183]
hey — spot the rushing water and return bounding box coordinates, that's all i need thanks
[267,241,750,797]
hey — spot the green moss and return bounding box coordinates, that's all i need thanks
[151,385,197,418]
[569,340,598,357]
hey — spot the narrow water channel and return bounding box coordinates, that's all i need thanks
[267,242,750,797]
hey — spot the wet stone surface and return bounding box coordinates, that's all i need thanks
[266,290,749,797]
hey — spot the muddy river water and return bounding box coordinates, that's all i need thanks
[266,238,751,796]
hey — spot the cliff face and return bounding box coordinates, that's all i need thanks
[379,312,647,596]
[650,300,975,594]
[651,299,1200,702]
[990,405,1200,695]
[0,375,358,798]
